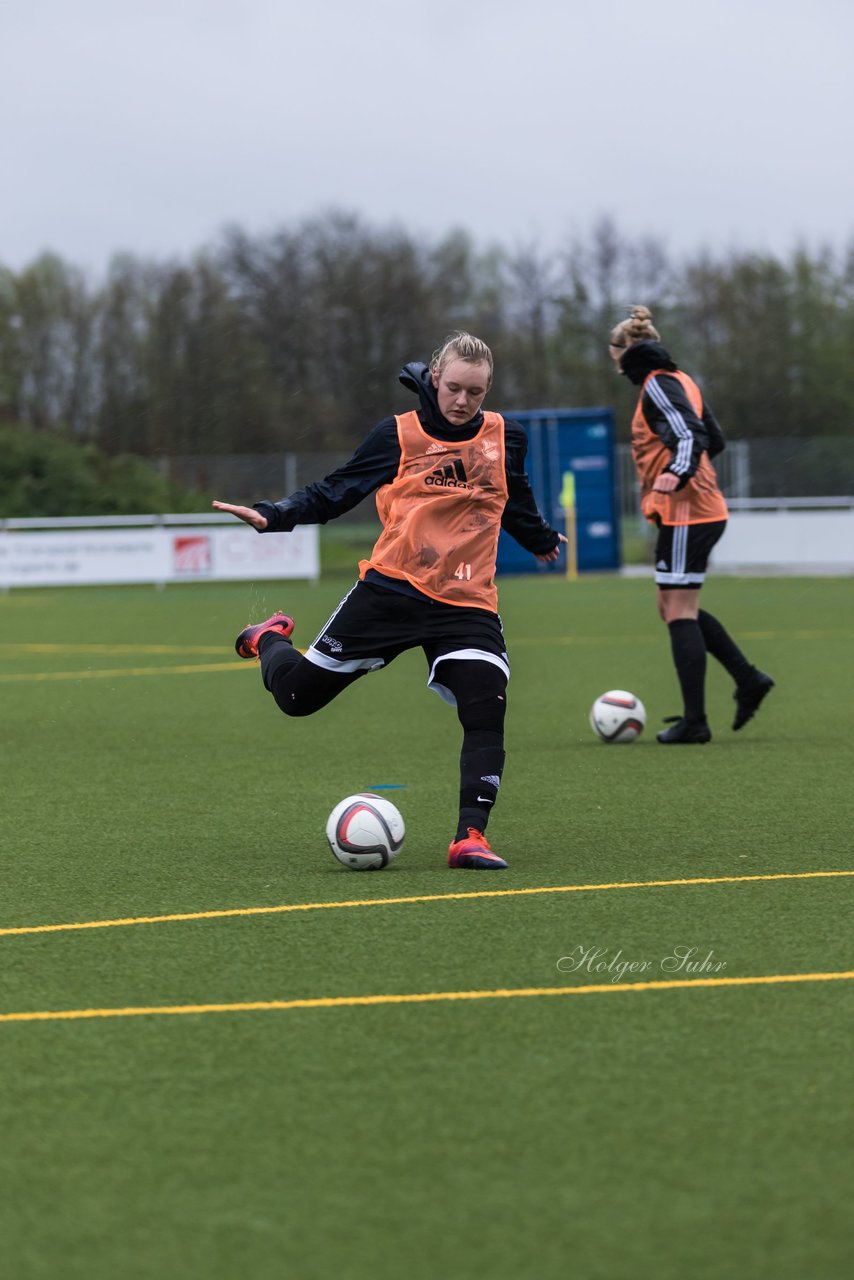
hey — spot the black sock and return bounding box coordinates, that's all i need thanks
[697,610,755,686]
[668,618,707,723]
[456,729,505,842]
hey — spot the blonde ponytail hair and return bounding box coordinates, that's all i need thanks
[609,305,660,349]
[430,331,494,385]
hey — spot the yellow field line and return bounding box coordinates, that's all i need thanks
[1,630,847,665]
[3,969,854,1024]
[3,869,852,939]
[0,662,248,682]
[0,643,228,654]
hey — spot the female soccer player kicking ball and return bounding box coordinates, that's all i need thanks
[214,332,565,868]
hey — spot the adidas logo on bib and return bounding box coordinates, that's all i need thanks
[424,458,473,490]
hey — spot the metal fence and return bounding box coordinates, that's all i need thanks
[161,437,854,529]
[162,451,374,524]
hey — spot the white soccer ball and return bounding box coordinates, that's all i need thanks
[325,793,405,870]
[589,690,646,744]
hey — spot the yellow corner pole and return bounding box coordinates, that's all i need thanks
[559,471,578,581]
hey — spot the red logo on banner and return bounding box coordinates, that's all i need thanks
[173,536,212,574]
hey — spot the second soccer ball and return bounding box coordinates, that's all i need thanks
[589,690,646,744]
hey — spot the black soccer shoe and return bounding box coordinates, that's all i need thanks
[733,672,775,731]
[656,716,712,745]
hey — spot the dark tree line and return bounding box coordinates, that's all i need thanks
[2,212,853,457]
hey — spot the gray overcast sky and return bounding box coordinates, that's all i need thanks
[3,0,853,277]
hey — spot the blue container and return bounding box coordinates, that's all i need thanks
[496,407,621,576]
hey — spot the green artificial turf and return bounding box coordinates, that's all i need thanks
[1,573,853,1279]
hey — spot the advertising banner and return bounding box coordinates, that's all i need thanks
[0,521,319,588]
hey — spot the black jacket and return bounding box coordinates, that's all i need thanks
[621,341,725,484]
[254,363,560,556]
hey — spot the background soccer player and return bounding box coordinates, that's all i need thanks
[609,306,774,743]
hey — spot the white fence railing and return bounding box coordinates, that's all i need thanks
[711,499,854,573]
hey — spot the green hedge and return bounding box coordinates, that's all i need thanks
[0,425,209,518]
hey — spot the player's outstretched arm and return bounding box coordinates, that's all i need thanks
[211,500,268,531]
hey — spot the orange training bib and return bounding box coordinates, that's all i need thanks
[631,370,728,526]
[359,410,508,610]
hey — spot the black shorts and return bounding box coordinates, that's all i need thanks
[654,520,727,588]
[305,579,509,704]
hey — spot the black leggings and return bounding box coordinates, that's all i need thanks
[260,640,507,838]
[260,638,506,734]
[261,641,363,716]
